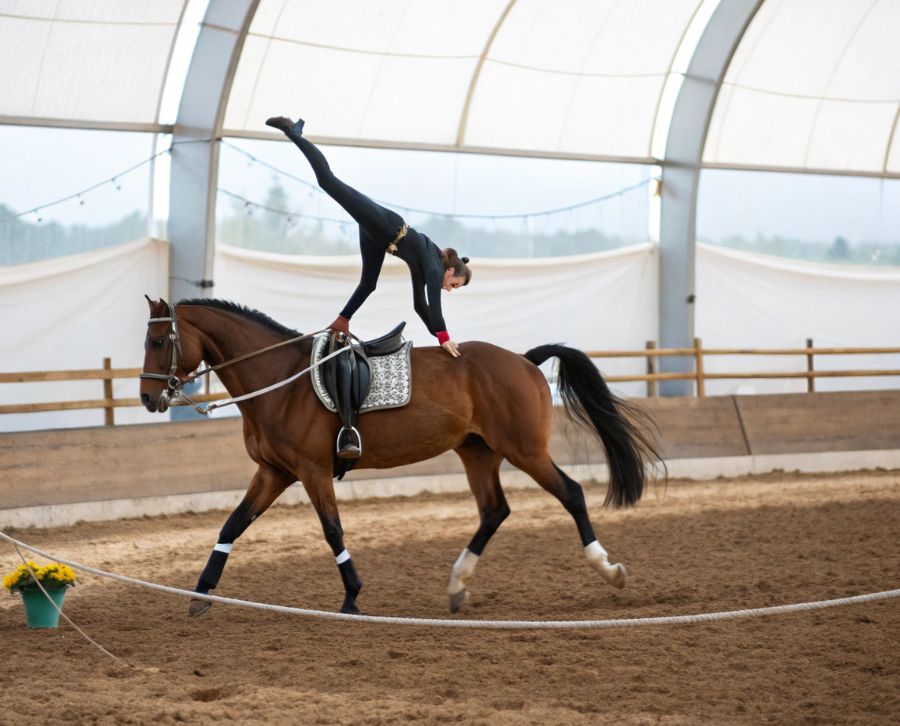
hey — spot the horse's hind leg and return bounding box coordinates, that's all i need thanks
[448,437,509,612]
[190,463,293,617]
[509,452,627,589]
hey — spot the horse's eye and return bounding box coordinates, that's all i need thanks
[150,338,164,349]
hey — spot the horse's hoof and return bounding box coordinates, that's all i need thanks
[340,600,360,615]
[449,589,469,613]
[188,598,212,618]
[607,563,628,589]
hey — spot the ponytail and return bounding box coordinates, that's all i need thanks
[442,248,472,285]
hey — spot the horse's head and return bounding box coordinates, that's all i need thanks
[139,296,203,413]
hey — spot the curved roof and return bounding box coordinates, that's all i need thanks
[704,0,900,176]
[0,0,898,177]
[224,0,703,161]
[0,0,186,129]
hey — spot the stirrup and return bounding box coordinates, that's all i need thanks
[336,426,362,459]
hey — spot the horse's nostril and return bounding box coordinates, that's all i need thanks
[140,393,151,406]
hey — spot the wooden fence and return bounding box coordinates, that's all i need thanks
[2,341,900,424]
[0,358,220,425]
[588,338,900,397]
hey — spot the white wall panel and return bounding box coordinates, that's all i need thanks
[0,238,170,431]
[696,243,900,395]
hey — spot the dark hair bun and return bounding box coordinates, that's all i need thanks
[461,257,469,264]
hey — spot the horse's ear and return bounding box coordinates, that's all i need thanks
[144,295,168,312]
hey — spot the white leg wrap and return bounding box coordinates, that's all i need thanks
[335,549,351,565]
[584,540,627,588]
[584,541,608,562]
[213,543,233,554]
[447,548,480,595]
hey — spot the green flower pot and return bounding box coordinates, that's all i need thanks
[21,585,68,628]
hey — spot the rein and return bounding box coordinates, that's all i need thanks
[140,303,354,415]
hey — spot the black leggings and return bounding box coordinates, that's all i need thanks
[292,136,405,319]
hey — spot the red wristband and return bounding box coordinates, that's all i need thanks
[435,331,450,345]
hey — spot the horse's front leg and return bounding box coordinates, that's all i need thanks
[302,473,362,614]
[189,463,292,617]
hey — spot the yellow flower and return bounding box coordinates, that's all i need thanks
[3,561,76,592]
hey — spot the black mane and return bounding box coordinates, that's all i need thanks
[177,298,300,338]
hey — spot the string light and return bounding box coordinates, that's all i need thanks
[217,179,656,229]
[0,137,209,225]
[220,139,657,220]
[4,137,653,230]
[217,188,347,225]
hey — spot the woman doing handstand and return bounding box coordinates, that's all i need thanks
[266,114,472,457]
[265,115,471,353]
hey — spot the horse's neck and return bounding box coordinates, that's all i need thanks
[186,309,305,397]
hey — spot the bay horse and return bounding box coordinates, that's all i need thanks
[139,297,662,616]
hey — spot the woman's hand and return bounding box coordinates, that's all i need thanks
[441,340,461,358]
[328,315,350,335]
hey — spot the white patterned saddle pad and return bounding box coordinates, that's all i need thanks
[310,334,413,413]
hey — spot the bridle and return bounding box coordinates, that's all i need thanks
[139,302,186,403]
[139,302,352,415]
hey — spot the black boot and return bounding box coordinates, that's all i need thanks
[265,115,305,138]
[335,348,361,459]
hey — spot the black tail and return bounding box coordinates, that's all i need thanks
[525,344,664,508]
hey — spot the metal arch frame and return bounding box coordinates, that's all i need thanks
[167,0,260,304]
[455,0,519,148]
[657,0,764,395]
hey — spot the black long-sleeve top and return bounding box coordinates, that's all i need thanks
[340,227,447,337]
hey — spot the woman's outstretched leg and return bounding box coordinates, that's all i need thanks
[266,115,403,243]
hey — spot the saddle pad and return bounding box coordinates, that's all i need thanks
[311,334,413,413]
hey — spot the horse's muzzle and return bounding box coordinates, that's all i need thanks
[141,391,169,414]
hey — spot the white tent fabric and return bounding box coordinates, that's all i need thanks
[214,242,659,394]
[224,0,702,160]
[0,238,170,432]
[705,0,900,175]
[4,238,900,430]
[696,243,900,395]
[0,0,896,174]
[0,0,186,126]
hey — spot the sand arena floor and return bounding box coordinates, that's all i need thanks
[1,470,898,724]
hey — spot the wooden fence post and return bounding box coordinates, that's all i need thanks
[645,340,657,397]
[806,337,815,393]
[102,357,114,426]
[694,337,705,397]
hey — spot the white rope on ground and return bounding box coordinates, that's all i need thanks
[3,532,898,630]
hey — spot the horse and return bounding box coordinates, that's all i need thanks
[139,297,663,616]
